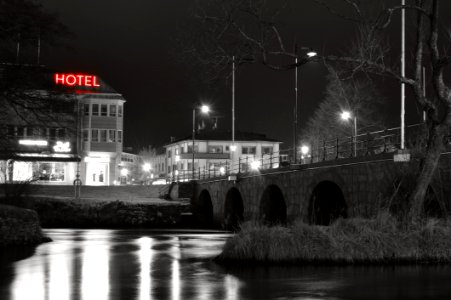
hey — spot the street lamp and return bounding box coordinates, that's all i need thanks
[341,110,357,157]
[142,163,151,172]
[294,47,317,164]
[142,163,151,185]
[192,104,210,180]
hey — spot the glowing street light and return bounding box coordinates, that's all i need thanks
[301,145,310,156]
[250,160,261,170]
[120,168,128,176]
[201,105,210,114]
[341,110,357,157]
[142,163,151,172]
[307,51,318,58]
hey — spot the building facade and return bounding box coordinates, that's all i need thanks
[164,130,281,180]
[0,64,127,186]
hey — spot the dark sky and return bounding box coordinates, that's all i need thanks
[38,0,449,151]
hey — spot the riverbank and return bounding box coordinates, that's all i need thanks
[0,204,50,247]
[216,214,451,265]
[0,184,194,228]
[24,196,191,228]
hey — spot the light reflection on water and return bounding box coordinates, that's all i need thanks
[1,229,451,300]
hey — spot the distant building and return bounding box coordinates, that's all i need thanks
[164,130,281,180]
[146,148,167,180]
[0,64,127,186]
[118,152,142,185]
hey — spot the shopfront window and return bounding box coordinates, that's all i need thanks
[33,162,65,182]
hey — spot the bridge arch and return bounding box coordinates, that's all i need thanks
[308,180,347,225]
[224,187,244,230]
[192,189,214,227]
[259,184,287,225]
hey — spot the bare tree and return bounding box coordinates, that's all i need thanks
[0,0,73,151]
[185,0,451,222]
[301,71,385,149]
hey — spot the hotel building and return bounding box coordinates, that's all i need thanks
[0,64,126,186]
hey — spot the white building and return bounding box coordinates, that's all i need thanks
[164,130,281,180]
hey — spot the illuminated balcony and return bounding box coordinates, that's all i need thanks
[180,152,230,160]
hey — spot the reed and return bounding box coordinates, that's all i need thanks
[216,214,451,265]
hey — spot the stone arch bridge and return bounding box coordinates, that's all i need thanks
[187,152,451,228]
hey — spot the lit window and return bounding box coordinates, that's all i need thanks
[262,146,273,155]
[84,104,90,116]
[100,130,107,142]
[109,105,116,117]
[108,130,116,142]
[83,129,89,142]
[242,146,256,155]
[101,104,108,116]
[118,105,123,117]
[91,129,99,142]
[92,104,99,116]
[117,130,122,143]
[208,145,223,153]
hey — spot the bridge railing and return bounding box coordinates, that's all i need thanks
[166,123,443,182]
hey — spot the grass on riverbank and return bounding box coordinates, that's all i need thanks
[0,204,50,247]
[216,213,451,264]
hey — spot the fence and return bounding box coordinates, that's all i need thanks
[166,123,444,183]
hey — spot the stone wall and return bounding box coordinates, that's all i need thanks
[194,153,451,226]
[29,197,191,228]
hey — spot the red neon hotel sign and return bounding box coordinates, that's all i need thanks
[54,73,100,87]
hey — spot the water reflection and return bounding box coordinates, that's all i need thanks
[1,229,451,300]
[81,231,110,300]
[137,237,152,300]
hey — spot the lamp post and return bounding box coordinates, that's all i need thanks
[341,111,357,157]
[192,105,210,180]
[142,163,151,185]
[294,46,317,163]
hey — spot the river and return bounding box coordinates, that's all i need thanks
[0,229,450,300]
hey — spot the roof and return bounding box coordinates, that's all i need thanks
[0,63,122,95]
[166,130,281,146]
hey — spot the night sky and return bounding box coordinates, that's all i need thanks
[38,0,451,151]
